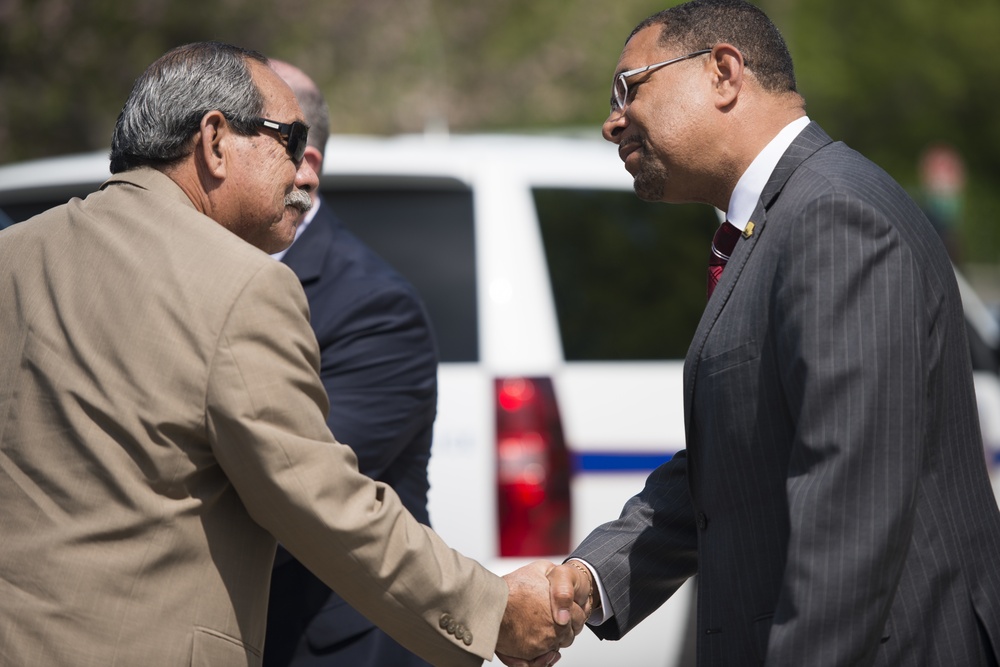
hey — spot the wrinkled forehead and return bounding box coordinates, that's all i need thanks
[248,59,305,122]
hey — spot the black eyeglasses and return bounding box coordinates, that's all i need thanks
[611,49,712,113]
[257,117,309,162]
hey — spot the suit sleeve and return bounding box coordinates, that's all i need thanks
[766,193,929,665]
[314,281,437,504]
[569,450,698,639]
[203,262,505,667]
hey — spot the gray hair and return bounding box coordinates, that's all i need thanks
[110,42,268,173]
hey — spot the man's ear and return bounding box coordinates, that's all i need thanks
[195,110,229,179]
[710,43,745,110]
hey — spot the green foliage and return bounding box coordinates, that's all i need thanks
[785,0,1000,263]
[1,0,997,261]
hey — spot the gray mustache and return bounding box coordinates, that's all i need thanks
[285,190,312,213]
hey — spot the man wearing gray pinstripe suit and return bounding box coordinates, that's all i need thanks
[561,1,1000,665]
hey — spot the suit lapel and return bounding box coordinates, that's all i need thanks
[682,122,833,435]
[759,122,832,210]
[682,201,767,433]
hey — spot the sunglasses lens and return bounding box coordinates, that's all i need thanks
[287,122,308,161]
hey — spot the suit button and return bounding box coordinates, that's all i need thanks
[439,614,452,629]
[697,513,708,530]
[447,620,458,634]
[463,630,473,646]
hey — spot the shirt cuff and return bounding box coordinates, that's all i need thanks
[567,558,612,626]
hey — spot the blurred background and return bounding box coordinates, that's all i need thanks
[1,0,999,306]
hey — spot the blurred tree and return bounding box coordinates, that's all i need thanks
[1,0,998,262]
[783,0,1000,264]
[0,0,663,161]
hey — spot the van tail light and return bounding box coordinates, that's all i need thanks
[495,377,571,557]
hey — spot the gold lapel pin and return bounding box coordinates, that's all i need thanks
[742,221,755,239]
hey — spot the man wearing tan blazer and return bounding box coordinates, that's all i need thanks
[0,42,587,667]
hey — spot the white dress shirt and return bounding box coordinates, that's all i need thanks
[724,115,811,232]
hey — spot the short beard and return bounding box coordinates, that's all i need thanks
[285,189,313,213]
[625,137,668,202]
[632,160,667,201]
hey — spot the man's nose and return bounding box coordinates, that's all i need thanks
[602,109,627,143]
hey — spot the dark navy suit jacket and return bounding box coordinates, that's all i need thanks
[265,199,438,667]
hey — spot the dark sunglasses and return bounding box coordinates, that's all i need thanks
[257,117,309,162]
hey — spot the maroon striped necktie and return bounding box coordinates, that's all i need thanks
[707,221,741,298]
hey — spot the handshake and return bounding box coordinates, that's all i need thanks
[495,560,596,667]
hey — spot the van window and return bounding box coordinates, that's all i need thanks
[534,188,716,361]
[1,182,479,363]
[322,184,479,363]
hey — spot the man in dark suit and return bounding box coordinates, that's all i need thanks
[560,1,1000,665]
[263,60,437,667]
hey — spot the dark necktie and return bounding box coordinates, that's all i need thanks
[707,221,741,298]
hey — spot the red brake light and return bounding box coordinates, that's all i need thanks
[496,377,571,556]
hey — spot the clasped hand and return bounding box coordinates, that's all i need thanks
[495,560,594,667]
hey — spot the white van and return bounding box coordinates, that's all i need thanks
[2,134,999,667]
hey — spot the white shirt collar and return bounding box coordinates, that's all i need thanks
[270,197,320,261]
[725,116,811,232]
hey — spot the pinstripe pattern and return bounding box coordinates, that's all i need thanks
[572,123,1000,666]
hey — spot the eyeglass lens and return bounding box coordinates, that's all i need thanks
[614,76,628,111]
